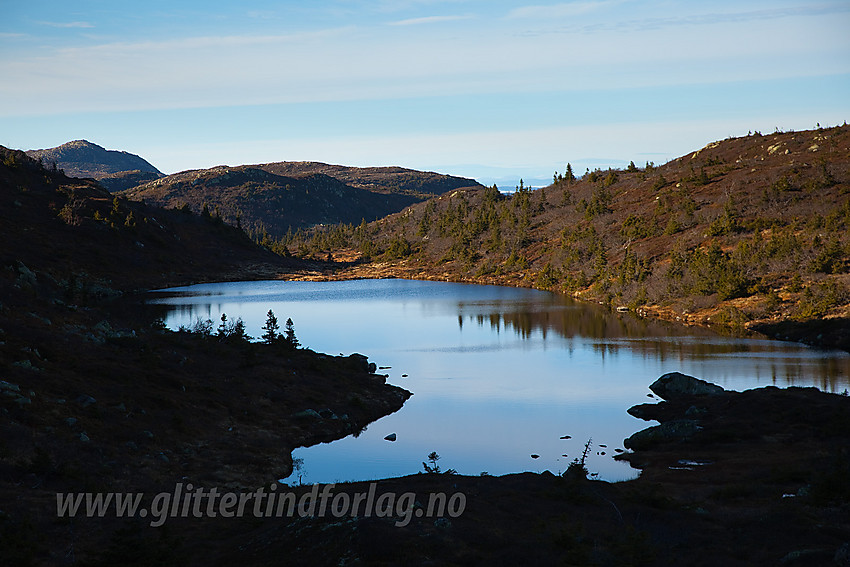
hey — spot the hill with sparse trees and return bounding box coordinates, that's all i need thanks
[285,124,850,349]
[120,161,482,238]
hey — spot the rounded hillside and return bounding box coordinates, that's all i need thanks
[26,140,163,179]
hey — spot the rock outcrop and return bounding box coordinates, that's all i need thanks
[649,372,725,400]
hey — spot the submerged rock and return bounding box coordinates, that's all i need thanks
[649,372,724,401]
[384,433,397,442]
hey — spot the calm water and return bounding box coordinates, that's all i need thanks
[149,279,850,483]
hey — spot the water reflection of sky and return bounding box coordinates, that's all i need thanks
[149,279,850,483]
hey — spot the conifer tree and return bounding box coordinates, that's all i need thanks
[284,318,299,349]
[262,309,279,343]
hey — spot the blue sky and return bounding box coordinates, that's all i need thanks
[1,1,849,186]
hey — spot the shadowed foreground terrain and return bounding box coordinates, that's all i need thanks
[0,148,410,564]
[33,376,847,567]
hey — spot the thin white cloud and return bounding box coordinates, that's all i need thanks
[374,0,469,13]
[3,3,847,119]
[584,4,850,33]
[507,1,622,19]
[389,14,472,26]
[53,26,355,55]
[246,10,277,20]
[37,21,94,29]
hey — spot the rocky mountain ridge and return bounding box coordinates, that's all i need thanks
[26,140,163,191]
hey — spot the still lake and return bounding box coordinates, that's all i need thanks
[148,279,850,483]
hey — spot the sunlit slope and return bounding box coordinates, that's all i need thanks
[294,125,850,346]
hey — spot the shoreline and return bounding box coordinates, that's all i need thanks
[265,257,850,353]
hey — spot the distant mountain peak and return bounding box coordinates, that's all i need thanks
[26,140,163,184]
[64,139,102,149]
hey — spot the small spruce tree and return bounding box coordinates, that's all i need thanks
[262,309,279,343]
[231,318,248,341]
[284,318,299,349]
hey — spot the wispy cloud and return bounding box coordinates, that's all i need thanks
[246,10,277,20]
[506,1,622,19]
[389,14,472,26]
[598,4,850,33]
[54,27,354,55]
[374,0,469,13]
[4,2,846,125]
[37,21,94,29]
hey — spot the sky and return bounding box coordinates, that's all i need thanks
[1,1,849,187]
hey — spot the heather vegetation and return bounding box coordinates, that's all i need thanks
[121,162,482,238]
[276,125,850,337]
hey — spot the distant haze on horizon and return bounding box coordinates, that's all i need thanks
[2,1,848,187]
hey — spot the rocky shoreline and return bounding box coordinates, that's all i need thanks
[153,373,850,566]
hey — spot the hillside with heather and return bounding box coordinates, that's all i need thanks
[25,140,164,192]
[121,162,482,238]
[261,161,483,198]
[287,125,850,348]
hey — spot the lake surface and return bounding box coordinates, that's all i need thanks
[149,279,850,483]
